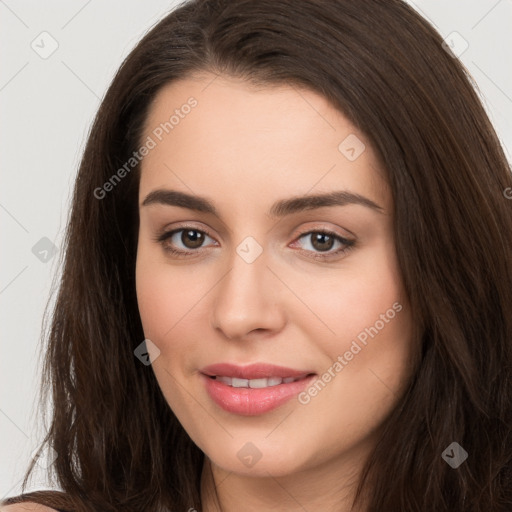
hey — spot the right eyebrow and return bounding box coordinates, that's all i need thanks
[142,189,218,214]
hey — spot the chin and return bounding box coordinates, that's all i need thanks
[203,438,312,478]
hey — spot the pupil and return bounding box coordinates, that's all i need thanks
[183,230,204,248]
[312,233,333,251]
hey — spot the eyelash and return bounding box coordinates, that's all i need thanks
[154,225,355,261]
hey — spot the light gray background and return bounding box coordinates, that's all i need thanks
[1,0,511,498]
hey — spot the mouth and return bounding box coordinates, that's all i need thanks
[200,363,317,416]
[206,374,312,388]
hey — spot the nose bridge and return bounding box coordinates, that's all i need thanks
[210,236,285,339]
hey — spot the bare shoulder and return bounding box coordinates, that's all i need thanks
[1,503,59,512]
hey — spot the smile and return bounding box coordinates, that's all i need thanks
[200,363,317,416]
[209,375,308,388]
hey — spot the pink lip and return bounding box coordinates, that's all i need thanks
[200,363,316,416]
[201,362,313,379]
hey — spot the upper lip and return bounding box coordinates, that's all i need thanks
[201,363,315,380]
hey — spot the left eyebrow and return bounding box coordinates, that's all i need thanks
[269,190,384,217]
[141,189,384,217]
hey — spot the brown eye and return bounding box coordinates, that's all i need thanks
[293,230,355,260]
[181,229,205,249]
[156,227,217,256]
[309,232,335,252]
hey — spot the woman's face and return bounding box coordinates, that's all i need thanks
[136,73,414,478]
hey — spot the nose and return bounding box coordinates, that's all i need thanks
[210,246,286,340]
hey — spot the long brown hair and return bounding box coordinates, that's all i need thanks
[2,0,511,510]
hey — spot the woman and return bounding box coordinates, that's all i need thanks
[2,0,511,510]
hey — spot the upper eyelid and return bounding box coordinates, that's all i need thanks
[159,223,217,242]
[159,219,354,238]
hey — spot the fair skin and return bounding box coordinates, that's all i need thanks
[3,74,414,512]
[135,72,414,512]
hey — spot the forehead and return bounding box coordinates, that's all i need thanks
[139,73,390,214]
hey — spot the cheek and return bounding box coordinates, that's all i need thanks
[135,245,224,373]
[290,249,412,455]
[135,246,199,347]
[300,244,413,427]
[293,239,408,358]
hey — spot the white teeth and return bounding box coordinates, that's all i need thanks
[266,377,283,386]
[231,378,249,388]
[248,378,271,389]
[213,376,303,388]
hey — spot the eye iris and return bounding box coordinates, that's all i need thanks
[182,229,204,249]
[311,232,334,252]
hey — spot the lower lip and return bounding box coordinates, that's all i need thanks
[201,373,316,416]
